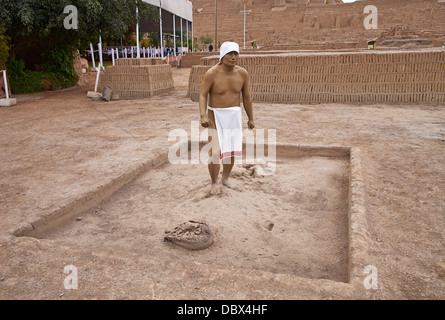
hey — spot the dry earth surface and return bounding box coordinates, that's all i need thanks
[0,67,444,300]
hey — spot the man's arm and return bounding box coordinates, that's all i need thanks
[241,70,255,129]
[199,70,214,128]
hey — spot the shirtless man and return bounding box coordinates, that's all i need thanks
[199,41,255,195]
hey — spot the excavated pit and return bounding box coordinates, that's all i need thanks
[15,144,365,284]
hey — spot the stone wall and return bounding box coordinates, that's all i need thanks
[190,0,445,49]
[187,49,445,104]
[100,59,174,99]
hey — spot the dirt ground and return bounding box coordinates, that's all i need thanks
[38,150,351,283]
[0,67,444,300]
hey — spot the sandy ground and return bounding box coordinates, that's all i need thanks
[0,67,444,300]
[39,152,351,283]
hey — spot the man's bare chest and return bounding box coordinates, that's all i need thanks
[211,73,244,94]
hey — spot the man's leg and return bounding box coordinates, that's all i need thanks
[208,146,220,187]
[207,110,221,195]
[208,161,220,193]
[221,156,235,186]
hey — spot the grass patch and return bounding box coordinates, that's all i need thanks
[9,70,78,94]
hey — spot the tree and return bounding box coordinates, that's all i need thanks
[0,0,158,74]
[199,34,213,50]
[146,32,160,47]
[199,34,213,45]
[0,28,9,69]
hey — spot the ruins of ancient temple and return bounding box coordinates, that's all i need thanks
[190,0,445,50]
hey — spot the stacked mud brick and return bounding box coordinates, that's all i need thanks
[113,58,164,66]
[187,65,211,102]
[100,58,174,99]
[187,49,445,104]
[180,53,215,68]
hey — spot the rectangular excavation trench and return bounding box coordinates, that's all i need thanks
[14,143,364,284]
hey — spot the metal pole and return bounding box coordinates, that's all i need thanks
[173,14,176,56]
[98,36,103,67]
[3,70,9,99]
[159,7,164,59]
[181,17,183,54]
[243,1,246,49]
[186,20,189,52]
[89,43,96,70]
[136,6,140,58]
[215,0,218,50]
[94,63,101,92]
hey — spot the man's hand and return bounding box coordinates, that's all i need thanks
[248,119,255,130]
[201,114,211,128]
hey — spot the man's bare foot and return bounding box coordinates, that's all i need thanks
[221,179,241,191]
[221,178,230,187]
[206,183,222,197]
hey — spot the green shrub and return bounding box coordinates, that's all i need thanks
[42,44,78,87]
[6,56,76,94]
[0,29,9,70]
[5,56,25,80]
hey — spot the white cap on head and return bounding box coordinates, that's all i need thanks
[219,41,239,64]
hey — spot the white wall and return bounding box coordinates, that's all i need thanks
[143,0,193,21]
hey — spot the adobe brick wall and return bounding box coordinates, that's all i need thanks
[187,49,445,104]
[100,59,174,99]
[187,65,210,102]
[180,52,215,68]
[190,0,445,49]
[115,58,165,66]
